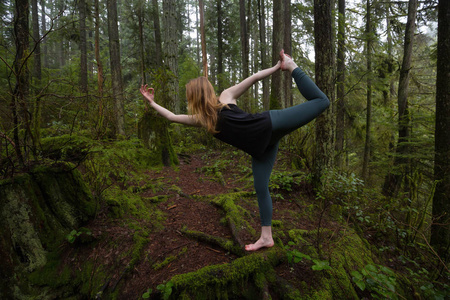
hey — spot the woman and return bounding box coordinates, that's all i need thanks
[140,51,330,251]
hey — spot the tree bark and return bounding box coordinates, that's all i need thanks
[382,0,418,197]
[431,0,450,262]
[163,0,180,113]
[217,0,224,92]
[152,0,163,67]
[107,0,126,136]
[335,0,346,169]
[362,0,373,182]
[313,0,334,186]
[137,0,146,84]
[239,0,250,111]
[94,0,105,138]
[12,0,31,165]
[257,0,269,110]
[283,0,292,108]
[270,0,284,110]
[199,0,207,78]
[40,0,48,68]
[31,0,41,81]
[79,0,88,93]
[31,0,42,147]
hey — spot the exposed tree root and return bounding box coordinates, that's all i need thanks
[180,227,245,257]
[210,192,256,248]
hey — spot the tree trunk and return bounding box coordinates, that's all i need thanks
[152,0,163,67]
[107,0,126,136]
[362,0,373,182]
[94,0,105,138]
[32,0,41,81]
[335,0,346,169]
[431,0,450,263]
[270,0,284,110]
[31,0,42,147]
[199,0,207,77]
[283,0,292,108]
[258,0,269,110]
[163,0,180,113]
[382,0,418,197]
[313,0,334,186]
[137,0,146,84]
[239,0,250,111]
[40,0,48,68]
[217,0,224,92]
[94,0,104,95]
[12,0,32,165]
[79,0,88,93]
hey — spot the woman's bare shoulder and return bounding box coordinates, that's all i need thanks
[218,89,237,105]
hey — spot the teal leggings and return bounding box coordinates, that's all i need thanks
[252,67,330,226]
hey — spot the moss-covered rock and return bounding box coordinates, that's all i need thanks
[0,163,95,299]
[40,134,100,162]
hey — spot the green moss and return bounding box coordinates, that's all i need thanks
[153,247,188,270]
[28,252,71,288]
[169,249,284,299]
[40,134,100,162]
[0,180,48,272]
[103,186,166,228]
[212,192,256,238]
[129,231,150,268]
[0,163,99,298]
[180,227,245,256]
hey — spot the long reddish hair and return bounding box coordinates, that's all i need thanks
[186,77,227,134]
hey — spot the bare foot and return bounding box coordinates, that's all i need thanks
[281,53,298,73]
[245,237,274,251]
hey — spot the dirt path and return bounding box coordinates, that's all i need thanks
[67,150,320,299]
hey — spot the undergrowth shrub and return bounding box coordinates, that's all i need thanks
[82,138,158,201]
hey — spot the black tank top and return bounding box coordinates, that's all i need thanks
[213,104,272,159]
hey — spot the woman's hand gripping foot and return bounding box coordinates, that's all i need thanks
[279,49,298,73]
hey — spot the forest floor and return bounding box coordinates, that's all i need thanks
[62,149,339,299]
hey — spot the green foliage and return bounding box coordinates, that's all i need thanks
[316,170,364,204]
[82,138,158,200]
[142,288,152,299]
[66,228,92,244]
[270,171,295,192]
[351,264,398,299]
[157,281,173,300]
[284,241,331,271]
[420,281,450,300]
[311,259,332,271]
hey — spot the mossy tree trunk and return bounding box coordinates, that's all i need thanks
[313,0,334,186]
[431,0,450,263]
[138,69,179,167]
[382,0,418,198]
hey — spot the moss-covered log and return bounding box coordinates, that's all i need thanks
[167,248,286,299]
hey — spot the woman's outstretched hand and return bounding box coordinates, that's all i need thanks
[140,84,155,105]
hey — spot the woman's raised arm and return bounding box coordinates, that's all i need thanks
[219,61,281,104]
[140,85,200,127]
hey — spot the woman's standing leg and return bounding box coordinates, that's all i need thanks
[246,142,279,251]
[246,53,330,251]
